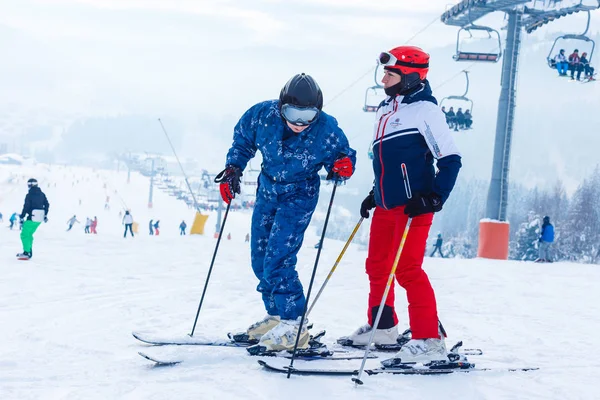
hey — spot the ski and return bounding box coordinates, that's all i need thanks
[139,349,376,367]
[133,328,324,347]
[132,331,250,347]
[257,360,539,376]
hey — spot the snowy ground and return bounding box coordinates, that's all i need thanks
[1,164,598,400]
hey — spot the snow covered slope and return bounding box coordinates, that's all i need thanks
[0,164,598,399]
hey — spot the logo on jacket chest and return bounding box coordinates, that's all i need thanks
[389,118,403,129]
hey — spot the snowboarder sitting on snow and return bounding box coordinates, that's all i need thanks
[217,73,356,353]
[17,178,50,259]
[536,216,554,263]
[179,220,187,235]
[341,46,461,365]
[431,233,445,258]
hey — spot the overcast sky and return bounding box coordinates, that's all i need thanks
[1,0,596,118]
[2,0,600,190]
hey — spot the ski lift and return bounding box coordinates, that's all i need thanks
[363,62,385,112]
[453,25,502,63]
[440,71,474,114]
[546,11,595,68]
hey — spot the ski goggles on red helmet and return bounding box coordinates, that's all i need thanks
[281,104,319,126]
[378,52,429,69]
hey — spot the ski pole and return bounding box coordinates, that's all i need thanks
[287,180,340,378]
[352,217,412,386]
[189,202,231,336]
[306,217,364,317]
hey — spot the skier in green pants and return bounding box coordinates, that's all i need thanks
[17,178,50,260]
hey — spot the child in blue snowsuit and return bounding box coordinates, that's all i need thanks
[217,73,356,352]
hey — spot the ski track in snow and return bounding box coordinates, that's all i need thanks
[0,164,598,399]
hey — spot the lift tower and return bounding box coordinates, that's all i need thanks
[441,0,600,259]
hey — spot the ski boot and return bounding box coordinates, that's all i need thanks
[16,251,32,260]
[246,317,310,355]
[229,315,280,344]
[337,323,399,350]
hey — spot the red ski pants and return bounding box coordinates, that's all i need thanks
[366,206,438,339]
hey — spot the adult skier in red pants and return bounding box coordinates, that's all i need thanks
[341,46,461,364]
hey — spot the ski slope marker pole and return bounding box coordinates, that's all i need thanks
[287,179,340,378]
[306,217,364,317]
[352,217,412,386]
[189,202,231,336]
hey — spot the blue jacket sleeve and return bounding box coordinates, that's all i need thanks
[322,116,357,181]
[225,104,260,170]
[434,154,462,203]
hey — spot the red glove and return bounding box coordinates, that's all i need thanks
[215,166,242,204]
[332,156,353,178]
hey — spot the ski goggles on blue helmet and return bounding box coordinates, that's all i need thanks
[281,104,319,126]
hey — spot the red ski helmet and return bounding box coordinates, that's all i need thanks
[380,46,430,81]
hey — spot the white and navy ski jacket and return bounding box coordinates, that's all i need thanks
[371,80,461,210]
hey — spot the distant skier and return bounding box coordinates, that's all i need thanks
[90,217,98,234]
[245,233,250,243]
[536,216,555,263]
[66,215,79,231]
[217,72,356,352]
[17,178,50,259]
[122,210,134,238]
[430,233,445,258]
[9,212,18,230]
[153,220,160,236]
[84,218,91,234]
[149,219,154,235]
[179,220,187,235]
[0,212,3,222]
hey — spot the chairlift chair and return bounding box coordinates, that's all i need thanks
[363,62,385,112]
[546,11,595,68]
[440,71,474,114]
[453,25,502,63]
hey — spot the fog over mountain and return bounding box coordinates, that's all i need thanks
[1,0,599,194]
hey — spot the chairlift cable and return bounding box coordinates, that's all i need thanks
[324,14,442,108]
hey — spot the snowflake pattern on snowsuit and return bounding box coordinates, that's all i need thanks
[226,100,357,320]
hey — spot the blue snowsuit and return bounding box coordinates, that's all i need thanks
[226,100,356,320]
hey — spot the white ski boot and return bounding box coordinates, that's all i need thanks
[245,315,280,342]
[382,337,448,367]
[258,317,310,351]
[338,323,398,347]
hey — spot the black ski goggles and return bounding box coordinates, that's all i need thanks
[281,104,319,126]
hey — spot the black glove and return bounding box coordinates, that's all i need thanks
[19,217,24,224]
[215,166,243,204]
[44,216,48,223]
[360,190,376,219]
[404,193,443,218]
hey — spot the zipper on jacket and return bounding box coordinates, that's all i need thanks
[401,163,412,199]
[375,99,398,210]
